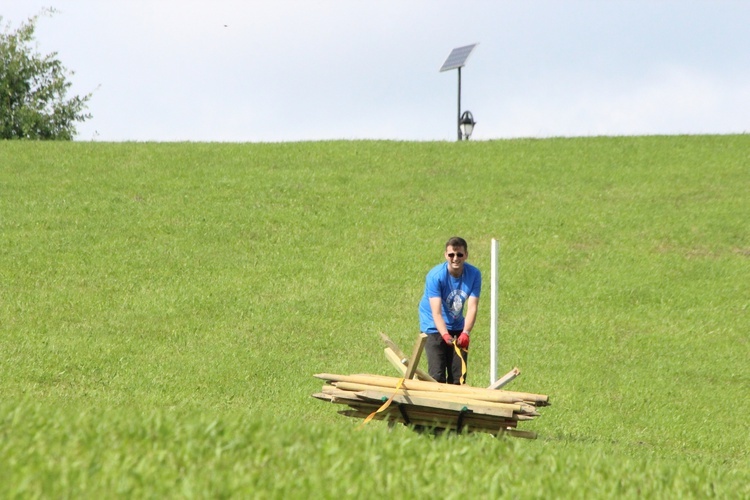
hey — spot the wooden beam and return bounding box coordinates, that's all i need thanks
[319,386,539,423]
[404,333,427,380]
[379,332,407,359]
[380,333,436,382]
[338,407,519,434]
[315,373,550,406]
[487,367,520,390]
[330,381,532,413]
[354,389,516,418]
[383,347,408,376]
[311,392,335,402]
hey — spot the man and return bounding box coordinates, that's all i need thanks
[418,236,482,384]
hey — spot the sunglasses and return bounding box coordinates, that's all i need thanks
[447,252,465,258]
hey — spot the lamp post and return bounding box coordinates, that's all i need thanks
[460,111,476,140]
[439,43,479,141]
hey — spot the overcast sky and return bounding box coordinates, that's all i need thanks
[4,1,750,142]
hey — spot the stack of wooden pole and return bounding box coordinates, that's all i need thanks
[312,333,550,439]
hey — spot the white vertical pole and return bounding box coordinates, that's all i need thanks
[490,238,499,385]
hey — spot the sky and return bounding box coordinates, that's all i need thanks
[4,1,750,142]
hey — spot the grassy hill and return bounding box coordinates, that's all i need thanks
[1,137,748,497]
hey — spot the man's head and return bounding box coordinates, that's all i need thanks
[444,236,468,276]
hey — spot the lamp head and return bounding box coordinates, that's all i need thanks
[459,111,476,140]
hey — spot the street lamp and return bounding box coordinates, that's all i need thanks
[460,111,476,140]
[439,43,479,141]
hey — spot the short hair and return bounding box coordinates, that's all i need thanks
[445,236,468,251]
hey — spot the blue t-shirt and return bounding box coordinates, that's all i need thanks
[418,262,482,334]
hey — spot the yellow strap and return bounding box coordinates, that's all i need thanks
[360,341,466,428]
[453,342,467,385]
[359,375,406,427]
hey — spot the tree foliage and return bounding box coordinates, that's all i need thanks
[0,10,92,140]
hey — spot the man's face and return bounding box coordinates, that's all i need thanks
[444,245,467,274]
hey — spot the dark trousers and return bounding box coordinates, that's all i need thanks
[424,331,468,384]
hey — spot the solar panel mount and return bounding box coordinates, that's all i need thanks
[439,43,478,72]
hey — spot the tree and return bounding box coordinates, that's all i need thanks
[0,10,92,140]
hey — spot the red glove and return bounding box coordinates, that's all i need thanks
[457,332,470,349]
[442,333,454,345]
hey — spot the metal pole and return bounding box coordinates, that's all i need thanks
[457,67,462,141]
[490,238,499,384]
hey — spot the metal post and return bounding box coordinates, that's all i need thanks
[490,238,499,384]
[439,43,478,141]
[457,67,462,140]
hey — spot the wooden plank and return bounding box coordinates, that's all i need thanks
[316,373,550,405]
[320,385,369,401]
[324,385,525,417]
[342,401,520,428]
[487,367,520,390]
[380,338,437,382]
[354,389,516,418]
[379,332,408,359]
[383,347,408,376]
[331,372,549,405]
[315,391,375,407]
[404,333,428,380]
[414,370,437,383]
[339,407,520,434]
[328,391,534,427]
[331,382,528,413]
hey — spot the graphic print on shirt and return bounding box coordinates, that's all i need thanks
[445,289,467,319]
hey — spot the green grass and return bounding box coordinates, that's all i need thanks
[1,137,748,497]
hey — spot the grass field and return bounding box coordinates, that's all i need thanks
[1,136,748,497]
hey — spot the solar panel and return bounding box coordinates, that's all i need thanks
[439,43,478,72]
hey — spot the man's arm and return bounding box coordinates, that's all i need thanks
[429,297,450,336]
[463,296,480,334]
